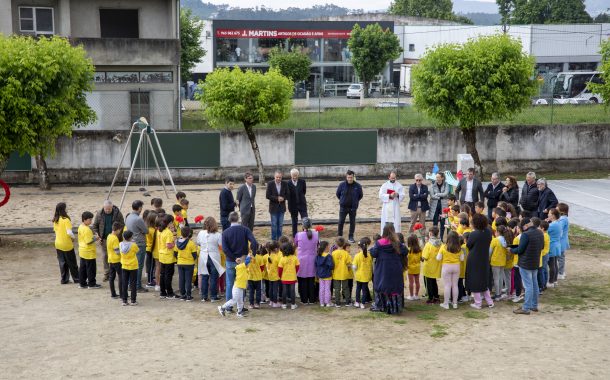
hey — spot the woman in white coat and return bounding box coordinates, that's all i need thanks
[197,217,225,302]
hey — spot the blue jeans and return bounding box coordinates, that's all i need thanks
[270,212,284,241]
[538,255,549,290]
[220,216,229,231]
[178,264,194,298]
[200,257,219,300]
[225,260,237,301]
[432,202,446,241]
[136,243,146,289]
[519,268,538,311]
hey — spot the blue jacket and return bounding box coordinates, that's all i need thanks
[547,221,562,258]
[315,254,334,279]
[537,187,558,219]
[221,224,257,262]
[336,181,363,210]
[408,184,430,211]
[559,215,570,252]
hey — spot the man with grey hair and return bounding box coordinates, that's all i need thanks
[407,173,429,234]
[536,178,558,220]
[520,172,539,215]
[92,200,124,281]
[484,172,505,221]
[287,168,308,237]
[266,170,288,241]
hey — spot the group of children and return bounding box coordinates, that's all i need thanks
[54,188,571,315]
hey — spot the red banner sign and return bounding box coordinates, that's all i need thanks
[215,29,352,39]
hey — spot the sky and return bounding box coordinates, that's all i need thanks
[205,0,497,12]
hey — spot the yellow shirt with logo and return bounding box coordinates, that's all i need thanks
[177,239,197,265]
[234,262,248,289]
[247,254,265,281]
[78,224,97,259]
[54,217,74,251]
[159,228,176,264]
[456,226,473,236]
[490,237,507,267]
[438,244,461,265]
[266,252,281,281]
[106,234,121,264]
[121,243,139,270]
[407,249,422,275]
[352,251,373,282]
[278,255,300,282]
[331,249,352,281]
[421,242,442,279]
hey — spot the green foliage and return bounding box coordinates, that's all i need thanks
[348,24,401,93]
[390,0,472,23]
[412,34,536,130]
[201,68,293,128]
[588,40,610,108]
[497,0,592,24]
[594,13,610,23]
[268,48,312,83]
[180,8,206,83]
[0,35,95,173]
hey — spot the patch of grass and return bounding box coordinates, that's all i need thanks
[568,225,610,252]
[393,319,408,325]
[244,328,259,333]
[405,303,436,312]
[430,324,449,338]
[311,306,333,313]
[416,312,439,321]
[463,310,489,320]
[352,312,390,320]
[544,277,610,311]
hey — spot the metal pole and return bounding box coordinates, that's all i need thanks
[151,128,178,194]
[550,80,554,125]
[107,122,138,199]
[145,132,169,198]
[119,129,146,210]
[397,88,400,127]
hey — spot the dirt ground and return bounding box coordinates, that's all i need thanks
[1,219,610,379]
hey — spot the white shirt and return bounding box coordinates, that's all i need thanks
[246,183,252,198]
[465,180,474,202]
[275,181,281,194]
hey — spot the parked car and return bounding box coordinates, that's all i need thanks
[376,101,408,108]
[346,83,363,99]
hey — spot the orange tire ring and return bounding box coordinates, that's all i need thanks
[0,180,10,207]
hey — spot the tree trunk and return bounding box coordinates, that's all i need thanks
[363,80,369,99]
[0,154,8,177]
[35,154,51,190]
[244,123,265,185]
[461,127,485,180]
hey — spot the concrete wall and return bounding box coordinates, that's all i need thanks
[1,0,14,35]
[4,124,610,184]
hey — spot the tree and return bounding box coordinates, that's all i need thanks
[412,34,536,178]
[348,24,402,97]
[200,68,293,183]
[180,8,206,83]
[0,35,96,189]
[496,0,592,24]
[268,48,311,83]
[593,12,610,23]
[390,0,472,23]
[588,40,610,107]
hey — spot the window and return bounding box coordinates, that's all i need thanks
[130,92,150,123]
[19,7,54,34]
[408,44,415,52]
[100,9,139,38]
[568,62,598,72]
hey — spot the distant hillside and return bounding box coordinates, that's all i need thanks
[462,12,501,25]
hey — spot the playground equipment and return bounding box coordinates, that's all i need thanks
[0,179,9,207]
[107,117,177,210]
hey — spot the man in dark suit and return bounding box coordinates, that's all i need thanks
[236,172,256,231]
[266,170,289,241]
[484,172,506,221]
[408,173,429,234]
[287,168,308,237]
[455,167,485,211]
[219,176,236,231]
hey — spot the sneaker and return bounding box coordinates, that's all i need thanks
[425,299,434,304]
[499,294,508,300]
[236,311,246,318]
[326,304,332,308]
[130,302,138,306]
[210,298,220,303]
[470,303,482,310]
[348,238,356,244]
[320,303,325,307]
[452,303,458,309]
[171,294,182,300]
[488,303,495,309]
[512,295,524,303]
[405,296,413,301]
[78,285,88,289]
[412,295,420,300]
[492,295,500,302]
[241,307,249,313]
[513,308,530,315]
[137,288,148,293]
[360,303,365,309]
[200,298,207,303]
[154,285,160,292]
[291,304,298,310]
[88,284,102,289]
[218,306,226,317]
[558,274,566,280]
[260,299,268,304]
[460,296,470,303]
[547,282,554,288]
[440,303,450,310]
[180,296,187,301]
[145,283,155,289]
[186,296,194,302]
[281,304,287,309]
[111,295,120,299]
[122,302,128,306]
[354,302,361,307]
[253,304,260,309]
[531,308,539,312]
[159,294,167,299]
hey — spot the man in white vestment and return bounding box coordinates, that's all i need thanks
[379,171,405,235]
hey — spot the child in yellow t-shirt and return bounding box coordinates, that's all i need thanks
[218,257,248,318]
[406,234,422,301]
[53,203,78,284]
[265,241,282,308]
[120,230,140,306]
[179,198,189,224]
[259,245,269,305]
[247,246,266,309]
[422,227,443,304]
[459,232,470,302]
[107,221,124,299]
[436,231,464,309]
[158,218,177,299]
[176,226,198,301]
[78,211,100,289]
[539,220,551,292]
[456,217,472,236]
[144,212,158,289]
[331,237,352,307]
[278,242,300,309]
[352,237,373,309]
[448,205,461,232]
[489,226,510,300]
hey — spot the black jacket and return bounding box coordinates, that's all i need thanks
[266,180,289,214]
[537,187,558,219]
[287,178,307,213]
[219,188,236,217]
[499,186,519,211]
[520,182,539,212]
[484,182,505,210]
[511,227,544,270]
